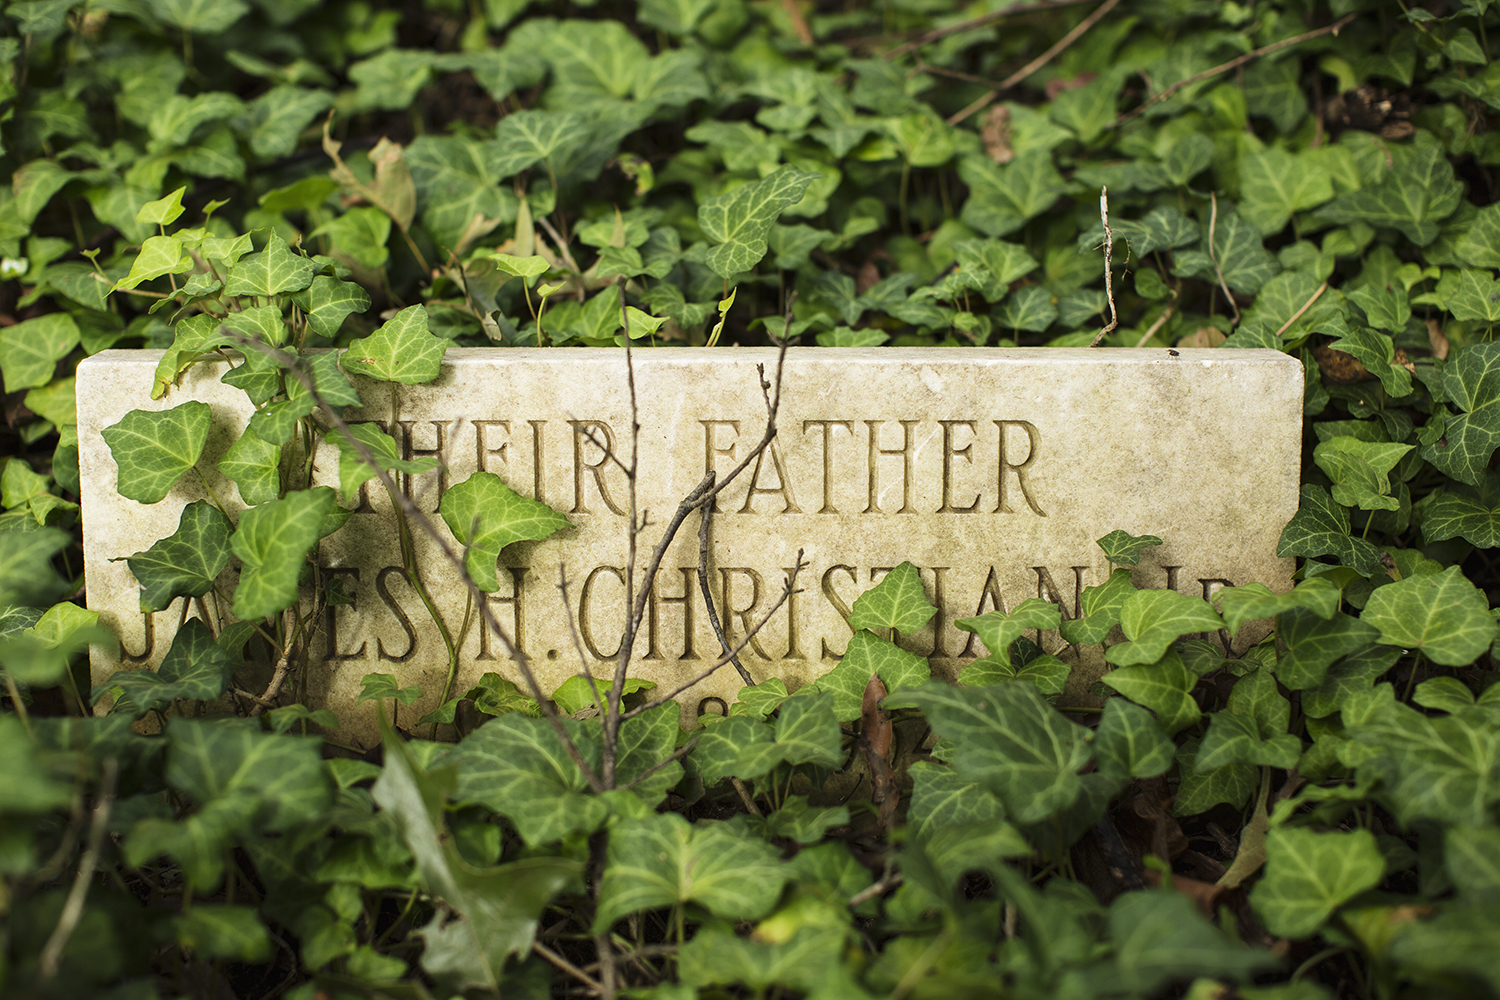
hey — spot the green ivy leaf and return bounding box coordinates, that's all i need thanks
[815,629,929,721]
[1105,589,1223,666]
[145,0,249,32]
[959,150,1070,238]
[1103,649,1202,735]
[451,713,607,846]
[1238,147,1334,236]
[331,422,437,503]
[223,304,286,347]
[1196,710,1302,771]
[594,813,786,930]
[1251,828,1385,938]
[292,276,372,340]
[1276,609,1380,691]
[116,234,193,291]
[847,561,936,633]
[956,597,1061,670]
[1276,484,1384,574]
[902,680,1091,825]
[1094,697,1175,781]
[1095,529,1162,565]
[175,906,272,962]
[730,677,789,719]
[698,165,819,277]
[102,401,213,504]
[1423,341,1500,486]
[405,135,516,250]
[0,313,79,393]
[218,432,281,505]
[358,672,422,706]
[224,233,315,297]
[1424,492,1500,547]
[230,486,335,620]
[126,500,234,612]
[136,186,187,226]
[1362,565,1497,665]
[958,650,1070,696]
[907,759,1006,840]
[153,314,235,400]
[1214,577,1339,639]
[1318,131,1462,245]
[1350,694,1500,825]
[1347,283,1412,333]
[733,691,844,779]
[1314,436,1414,512]
[438,471,570,593]
[1173,737,1256,816]
[342,305,447,385]
[1059,568,1136,645]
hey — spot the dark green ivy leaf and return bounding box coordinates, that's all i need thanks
[125,500,233,611]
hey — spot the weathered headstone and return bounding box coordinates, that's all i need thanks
[78,347,1302,742]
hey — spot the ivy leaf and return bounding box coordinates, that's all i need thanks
[358,673,423,706]
[405,135,515,250]
[451,714,607,846]
[594,813,786,930]
[994,286,1057,332]
[438,471,570,592]
[1094,697,1175,781]
[100,619,235,716]
[291,275,371,340]
[330,422,436,503]
[102,401,213,504]
[1096,529,1162,565]
[959,150,1070,238]
[1173,210,1280,295]
[1238,147,1334,235]
[1347,283,1411,333]
[126,500,234,612]
[730,677,789,719]
[490,253,550,284]
[1104,891,1275,994]
[287,350,361,410]
[1362,565,1497,665]
[1102,649,1202,735]
[1059,568,1136,645]
[1215,578,1339,639]
[145,0,249,33]
[907,759,1006,840]
[1317,131,1462,245]
[902,680,1091,825]
[217,432,280,506]
[0,528,70,608]
[175,906,271,963]
[230,486,335,620]
[959,651,1070,696]
[1447,269,1500,324]
[342,305,447,385]
[0,313,80,392]
[637,0,716,34]
[1105,589,1223,667]
[1350,695,1500,825]
[1196,711,1302,771]
[698,166,818,278]
[1276,484,1384,574]
[1251,829,1385,938]
[1423,341,1500,486]
[136,186,187,226]
[955,598,1061,672]
[733,691,844,779]
[848,561,936,633]
[491,110,594,178]
[1423,491,1500,547]
[1325,323,1413,399]
[1173,736,1256,816]
[224,233,314,297]
[116,234,193,290]
[1314,437,1413,511]
[815,630,929,721]
[153,314,236,400]
[615,702,681,804]
[1276,609,1380,691]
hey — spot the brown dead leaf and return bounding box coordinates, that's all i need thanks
[1143,869,1226,918]
[1176,327,1225,349]
[368,137,416,232]
[981,105,1014,164]
[1313,343,1371,384]
[856,259,882,296]
[860,674,897,834]
[1427,319,1450,360]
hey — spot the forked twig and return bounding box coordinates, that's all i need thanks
[1088,186,1118,348]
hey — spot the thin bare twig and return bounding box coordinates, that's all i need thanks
[533,940,604,995]
[1133,303,1178,348]
[849,869,903,908]
[40,758,117,982]
[623,554,807,721]
[1107,13,1360,130]
[1089,186,1119,348]
[879,0,1096,59]
[946,0,1125,125]
[1207,193,1241,328]
[221,333,605,792]
[584,944,678,974]
[731,776,763,816]
[249,607,296,716]
[1272,280,1330,339]
[697,498,754,686]
[623,737,699,791]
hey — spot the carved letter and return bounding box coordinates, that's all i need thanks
[477,567,528,661]
[802,419,852,513]
[121,610,155,662]
[529,420,547,501]
[376,566,418,662]
[938,420,980,513]
[398,420,453,511]
[579,565,626,659]
[646,567,699,661]
[570,421,625,515]
[864,419,920,514]
[1033,566,1088,621]
[739,440,801,514]
[701,420,740,513]
[719,567,770,659]
[473,420,510,474]
[961,568,1008,657]
[783,565,806,659]
[324,567,366,660]
[821,564,857,659]
[994,419,1046,516]
[928,565,953,658]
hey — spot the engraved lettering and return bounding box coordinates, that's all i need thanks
[698,696,728,718]
[473,420,510,474]
[802,419,852,513]
[477,567,527,661]
[928,565,953,658]
[865,419,920,514]
[646,567,699,661]
[579,565,626,659]
[937,420,980,513]
[324,567,366,660]
[783,565,805,659]
[995,419,1045,516]
[701,420,740,513]
[739,440,801,514]
[398,420,453,511]
[529,420,546,501]
[961,567,1008,657]
[1200,578,1235,651]
[376,566,418,662]
[122,609,155,662]
[719,567,770,659]
[1033,566,1088,620]
[344,420,385,513]
[1163,566,1181,591]
[821,564,857,659]
[570,421,625,515]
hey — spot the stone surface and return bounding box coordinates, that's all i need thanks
[78,347,1302,744]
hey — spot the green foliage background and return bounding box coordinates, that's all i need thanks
[6,0,1500,997]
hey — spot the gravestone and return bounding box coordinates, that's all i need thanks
[78,347,1302,743]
